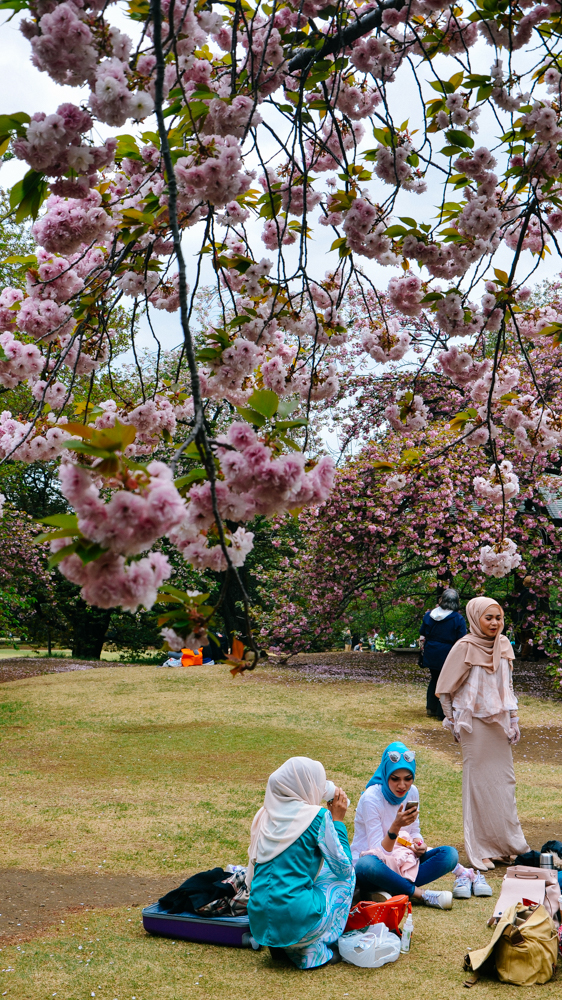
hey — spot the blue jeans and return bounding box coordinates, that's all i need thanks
[355,845,458,898]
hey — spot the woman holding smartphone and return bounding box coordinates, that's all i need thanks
[351,742,464,908]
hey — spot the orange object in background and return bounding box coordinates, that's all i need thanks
[181,647,203,667]
[231,637,245,660]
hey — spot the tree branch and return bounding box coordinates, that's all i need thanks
[288,0,407,73]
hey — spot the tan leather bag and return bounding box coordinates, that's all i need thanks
[465,902,558,986]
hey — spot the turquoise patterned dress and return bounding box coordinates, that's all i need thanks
[247,807,355,969]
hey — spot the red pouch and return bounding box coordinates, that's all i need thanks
[345,895,410,937]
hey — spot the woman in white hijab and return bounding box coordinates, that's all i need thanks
[247,756,355,970]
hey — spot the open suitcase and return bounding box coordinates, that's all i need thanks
[142,902,260,949]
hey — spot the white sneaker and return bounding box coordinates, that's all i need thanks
[473,871,493,897]
[453,873,472,899]
[422,890,453,910]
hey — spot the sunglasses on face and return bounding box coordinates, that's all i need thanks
[387,750,416,764]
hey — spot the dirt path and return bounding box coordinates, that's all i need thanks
[0,657,139,684]
[0,870,178,942]
[283,650,560,701]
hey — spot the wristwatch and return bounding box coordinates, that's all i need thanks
[388,830,397,840]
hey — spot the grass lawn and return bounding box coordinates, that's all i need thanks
[0,662,561,999]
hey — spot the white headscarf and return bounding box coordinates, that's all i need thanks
[246,756,327,888]
[429,606,453,620]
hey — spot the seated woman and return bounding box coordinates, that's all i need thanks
[352,742,469,909]
[247,756,355,970]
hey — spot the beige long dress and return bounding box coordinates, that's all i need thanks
[448,658,529,869]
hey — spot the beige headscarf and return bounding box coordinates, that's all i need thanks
[246,756,327,888]
[436,596,514,697]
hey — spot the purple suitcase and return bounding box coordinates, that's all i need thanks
[142,903,260,949]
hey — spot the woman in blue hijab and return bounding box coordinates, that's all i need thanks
[351,742,465,908]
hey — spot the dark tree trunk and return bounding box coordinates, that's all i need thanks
[216,568,252,647]
[70,608,113,659]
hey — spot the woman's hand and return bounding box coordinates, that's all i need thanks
[412,837,427,857]
[508,717,521,745]
[327,787,348,822]
[390,801,419,833]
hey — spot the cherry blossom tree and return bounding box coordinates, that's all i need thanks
[258,282,562,682]
[0,0,562,660]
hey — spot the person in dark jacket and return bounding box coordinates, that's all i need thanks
[419,589,466,719]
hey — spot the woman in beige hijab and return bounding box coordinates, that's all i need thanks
[436,597,529,871]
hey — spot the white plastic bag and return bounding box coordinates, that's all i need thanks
[338,922,401,968]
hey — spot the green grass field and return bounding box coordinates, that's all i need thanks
[0,662,561,999]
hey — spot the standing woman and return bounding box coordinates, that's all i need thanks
[436,597,530,871]
[246,757,355,969]
[419,589,467,719]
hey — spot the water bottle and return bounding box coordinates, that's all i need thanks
[400,912,413,953]
[540,852,554,869]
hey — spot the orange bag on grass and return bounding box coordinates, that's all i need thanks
[345,895,410,937]
[181,647,203,667]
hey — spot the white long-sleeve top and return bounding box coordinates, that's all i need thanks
[350,784,422,863]
[442,657,517,736]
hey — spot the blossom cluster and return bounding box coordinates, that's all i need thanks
[473,460,520,504]
[168,422,335,571]
[479,537,522,578]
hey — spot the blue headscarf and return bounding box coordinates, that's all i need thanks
[366,741,416,805]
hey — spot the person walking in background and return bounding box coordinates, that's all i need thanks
[419,589,467,719]
[342,627,352,652]
[436,597,530,871]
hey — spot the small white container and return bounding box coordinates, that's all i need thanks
[400,912,414,953]
[338,923,401,968]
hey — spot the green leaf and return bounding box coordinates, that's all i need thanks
[9,170,48,222]
[34,527,79,544]
[174,467,207,490]
[61,441,116,459]
[48,542,79,569]
[429,80,455,94]
[277,397,299,419]
[445,130,475,149]
[401,447,421,464]
[39,513,79,529]
[196,346,223,361]
[533,322,562,337]
[384,225,408,238]
[235,406,266,428]
[274,418,308,431]
[2,254,37,266]
[493,268,509,285]
[0,0,30,18]
[277,434,301,451]
[248,388,279,418]
[158,584,210,603]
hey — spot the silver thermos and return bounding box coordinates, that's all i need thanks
[539,852,554,869]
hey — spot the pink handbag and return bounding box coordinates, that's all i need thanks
[494,866,561,920]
